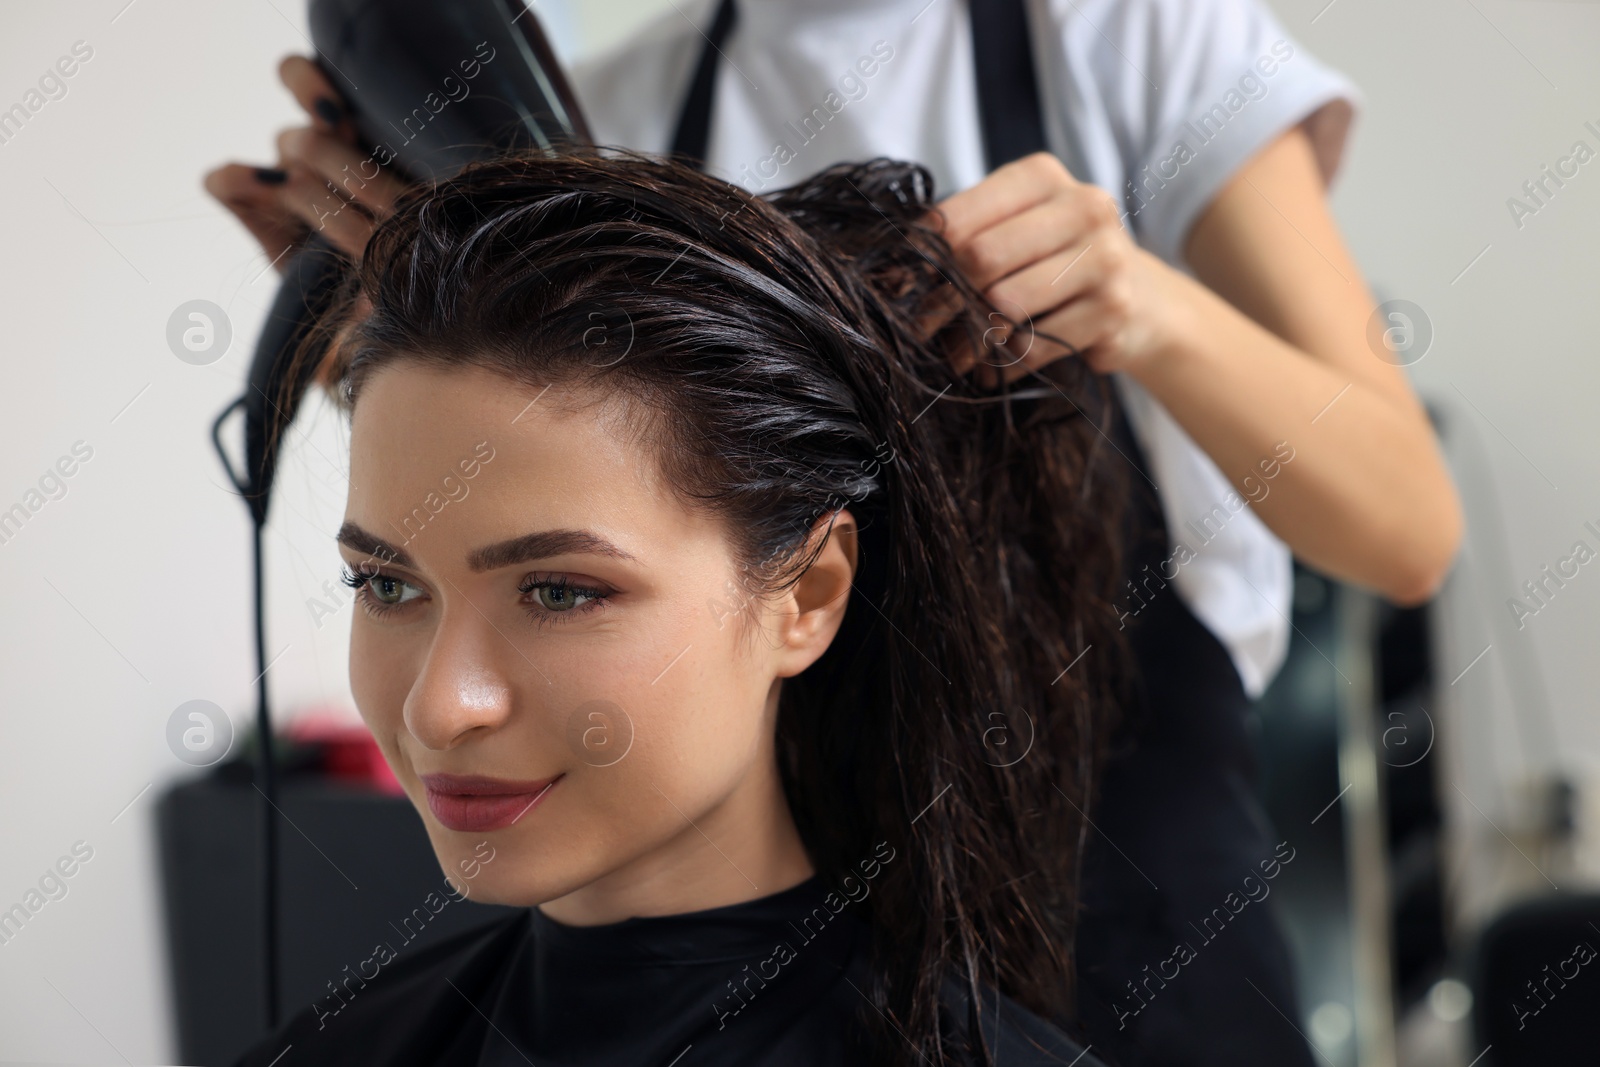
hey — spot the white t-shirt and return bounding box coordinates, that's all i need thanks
[568,0,1362,699]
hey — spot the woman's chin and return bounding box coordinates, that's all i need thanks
[450,873,549,908]
[423,825,599,909]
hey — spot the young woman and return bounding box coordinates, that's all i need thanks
[230,148,1132,1066]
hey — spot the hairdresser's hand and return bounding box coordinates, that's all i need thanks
[924,151,1176,384]
[204,55,411,271]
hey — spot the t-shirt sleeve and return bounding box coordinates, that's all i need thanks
[1110,0,1363,267]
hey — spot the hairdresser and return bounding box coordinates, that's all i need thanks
[205,0,1461,1062]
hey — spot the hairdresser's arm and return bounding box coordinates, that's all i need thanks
[1135,127,1461,606]
[930,129,1462,606]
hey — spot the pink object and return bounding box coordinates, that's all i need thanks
[285,708,405,795]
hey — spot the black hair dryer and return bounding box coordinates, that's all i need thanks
[217,0,592,526]
[209,0,590,1031]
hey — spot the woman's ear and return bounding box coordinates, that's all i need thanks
[772,507,858,678]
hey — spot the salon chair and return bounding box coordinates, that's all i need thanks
[1466,892,1600,1063]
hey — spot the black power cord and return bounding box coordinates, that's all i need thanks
[211,396,281,1026]
[210,232,346,1029]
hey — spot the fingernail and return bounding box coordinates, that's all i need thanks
[254,167,289,185]
[313,96,343,126]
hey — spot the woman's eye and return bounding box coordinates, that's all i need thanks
[535,582,596,612]
[371,575,422,607]
[522,577,609,625]
[342,563,426,616]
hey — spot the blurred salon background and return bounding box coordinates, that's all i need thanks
[0,1,1596,1064]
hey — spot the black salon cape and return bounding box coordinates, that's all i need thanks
[232,876,1104,1067]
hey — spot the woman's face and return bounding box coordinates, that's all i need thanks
[338,362,855,922]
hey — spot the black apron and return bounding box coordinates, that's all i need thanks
[668,3,1315,1064]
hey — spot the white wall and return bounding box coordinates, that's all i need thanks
[0,0,1595,1062]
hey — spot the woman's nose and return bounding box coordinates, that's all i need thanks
[402,615,516,750]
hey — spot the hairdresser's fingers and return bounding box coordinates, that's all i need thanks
[277,127,409,220]
[940,242,1104,386]
[987,236,1126,327]
[976,297,1099,387]
[279,54,357,143]
[1003,241,1167,380]
[926,151,1079,250]
[972,297,1050,388]
[937,291,1039,382]
[934,301,1026,388]
[972,215,1150,381]
[945,333,979,378]
[914,281,966,349]
[203,162,312,274]
[1021,291,1133,379]
[950,185,1122,292]
[278,163,381,260]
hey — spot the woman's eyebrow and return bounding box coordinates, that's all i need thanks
[465,528,638,572]
[334,521,638,573]
[336,522,412,568]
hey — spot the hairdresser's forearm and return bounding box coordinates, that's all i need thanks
[1125,254,1462,606]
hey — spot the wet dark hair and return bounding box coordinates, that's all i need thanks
[270,146,1130,1065]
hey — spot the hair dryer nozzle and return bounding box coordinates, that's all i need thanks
[309,0,592,185]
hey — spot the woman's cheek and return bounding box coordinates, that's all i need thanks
[349,628,409,743]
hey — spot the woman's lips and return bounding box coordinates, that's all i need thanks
[420,772,563,832]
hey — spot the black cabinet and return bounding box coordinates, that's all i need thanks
[157,776,517,1067]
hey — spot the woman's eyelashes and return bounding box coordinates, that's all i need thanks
[340,563,424,618]
[338,563,609,627]
[517,574,610,628]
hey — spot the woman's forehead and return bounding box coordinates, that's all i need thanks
[342,362,712,567]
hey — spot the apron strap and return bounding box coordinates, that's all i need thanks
[967,0,1050,168]
[668,0,739,165]
[669,0,1050,174]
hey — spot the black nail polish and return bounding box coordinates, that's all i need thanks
[254,167,289,185]
[314,96,343,126]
